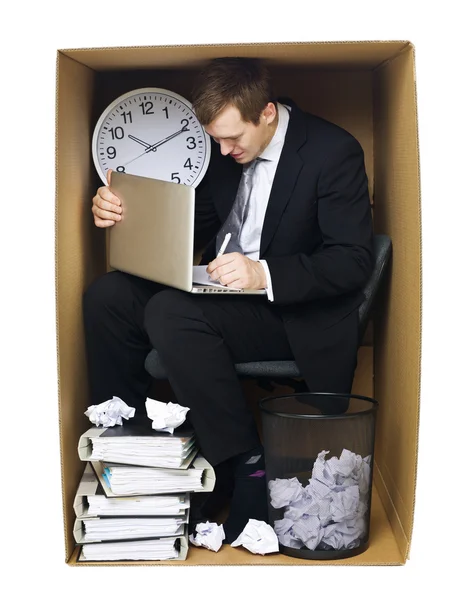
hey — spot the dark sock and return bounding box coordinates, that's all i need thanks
[202,459,235,517]
[223,445,268,544]
[232,445,265,477]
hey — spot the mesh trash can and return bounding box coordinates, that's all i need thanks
[260,393,378,560]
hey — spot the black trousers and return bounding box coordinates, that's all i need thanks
[83,271,294,466]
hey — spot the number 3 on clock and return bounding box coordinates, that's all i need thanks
[92,87,211,188]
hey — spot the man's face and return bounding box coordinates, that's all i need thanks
[204,103,277,164]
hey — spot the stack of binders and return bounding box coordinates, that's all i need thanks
[73,416,215,562]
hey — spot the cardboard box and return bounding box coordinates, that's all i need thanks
[55,41,421,565]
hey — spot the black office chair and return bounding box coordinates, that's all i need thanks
[145,234,392,387]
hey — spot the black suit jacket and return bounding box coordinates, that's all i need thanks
[194,100,374,393]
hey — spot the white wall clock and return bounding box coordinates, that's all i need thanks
[92,87,211,188]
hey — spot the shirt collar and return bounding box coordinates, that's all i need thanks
[258,102,290,162]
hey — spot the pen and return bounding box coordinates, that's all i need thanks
[217,232,232,257]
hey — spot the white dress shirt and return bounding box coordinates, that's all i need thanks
[238,102,290,301]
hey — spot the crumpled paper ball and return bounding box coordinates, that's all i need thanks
[271,449,372,551]
[230,519,279,555]
[189,522,225,552]
[145,397,189,434]
[84,396,135,427]
[268,477,304,509]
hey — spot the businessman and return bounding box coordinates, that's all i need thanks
[84,57,374,543]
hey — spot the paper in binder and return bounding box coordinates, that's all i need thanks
[73,516,187,544]
[78,532,188,562]
[78,416,197,469]
[91,454,215,497]
[74,464,190,518]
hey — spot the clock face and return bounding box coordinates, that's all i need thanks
[92,87,211,188]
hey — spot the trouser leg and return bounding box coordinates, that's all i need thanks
[143,289,294,466]
[82,270,165,410]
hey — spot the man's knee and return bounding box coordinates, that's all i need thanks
[83,271,131,319]
[144,290,202,347]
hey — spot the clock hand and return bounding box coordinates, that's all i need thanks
[128,134,151,148]
[144,125,189,152]
[121,125,190,169]
[126,127,188,156]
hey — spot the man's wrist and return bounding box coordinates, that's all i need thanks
[257,261,267,289]
[258,259,275,301]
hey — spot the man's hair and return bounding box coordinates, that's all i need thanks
[191,57,275,126]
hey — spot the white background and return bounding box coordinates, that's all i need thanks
[2,0,458,596]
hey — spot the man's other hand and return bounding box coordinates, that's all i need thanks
[206,253,267,289]
[92,169,123,228]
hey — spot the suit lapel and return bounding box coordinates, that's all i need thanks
[260,103,307,257]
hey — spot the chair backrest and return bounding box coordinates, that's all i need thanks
[358,234,392,341]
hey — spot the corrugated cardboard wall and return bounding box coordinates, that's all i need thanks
[373,45,421,559]
[55,53,103,559]
[62,42,407,71]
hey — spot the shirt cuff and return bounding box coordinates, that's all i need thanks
[259,260,274,302]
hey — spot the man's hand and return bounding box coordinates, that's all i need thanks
[206,253,267,289]
[92,169,123,228]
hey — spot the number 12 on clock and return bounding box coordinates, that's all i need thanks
[92,87,211,188]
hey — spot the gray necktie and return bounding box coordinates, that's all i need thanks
[216,158,261,255]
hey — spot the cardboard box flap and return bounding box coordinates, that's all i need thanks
[59,41,411,71]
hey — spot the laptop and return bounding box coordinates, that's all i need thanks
[108,172,266,295]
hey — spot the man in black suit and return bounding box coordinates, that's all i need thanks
[85,57,374,542]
